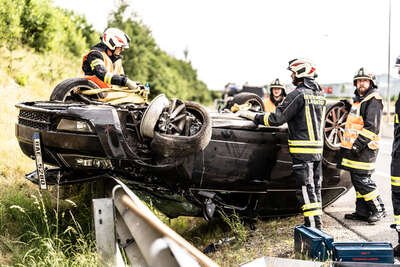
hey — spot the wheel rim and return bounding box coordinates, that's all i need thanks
[157,98,188,135]
[324,105,348,149]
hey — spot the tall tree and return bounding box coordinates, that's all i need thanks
[107,2,212,103]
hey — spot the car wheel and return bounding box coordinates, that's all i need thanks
[150,101,212,158]
[324,102,348,151]
[226,92,265,112]
[50,78,100,101]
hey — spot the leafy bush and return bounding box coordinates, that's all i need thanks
[0,0,213,103]
[0,0,24,50]
[0,0,97,58]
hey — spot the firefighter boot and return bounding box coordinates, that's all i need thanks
[304,215,322,230]
[344,198,370,222]
[344,212,369,221]
[390,225,400,257]
[314,215,322,230]
[394,244,400,258]
[366,199,385,224]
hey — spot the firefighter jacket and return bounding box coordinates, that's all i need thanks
[338,88,383,174]
[254,78,326,161]
[81,43,127,88]
[391,96,400,188]
[393,96,400,160]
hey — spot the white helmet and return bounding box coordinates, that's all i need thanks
[270,78,285,90]
[102,28,130,50]
[353,67,377,88]
[287,58,317,79]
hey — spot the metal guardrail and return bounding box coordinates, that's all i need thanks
[92,179,219,267]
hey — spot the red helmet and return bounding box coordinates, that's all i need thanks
[102,28,130,50]
[287,58,317,79]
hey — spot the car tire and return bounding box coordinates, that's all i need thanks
[50,78,100,101]
[140,94,170,139]
[324,101,348,151]
[225,92,265,112]
[323,101,349,166]
[150,101,212,158]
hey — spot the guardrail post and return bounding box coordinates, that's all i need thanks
[93,198,117,266]
[115,211,148,266]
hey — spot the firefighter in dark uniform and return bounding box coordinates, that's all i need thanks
[338,67,385,224]
[238,59,326,229]
[265,78,286,112]
[391,57,400,256]
[81,27,143,91]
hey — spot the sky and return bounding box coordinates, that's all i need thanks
[54,0,400,89]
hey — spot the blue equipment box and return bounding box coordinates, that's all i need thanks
[332,242,394,264]
[294,225,334,261]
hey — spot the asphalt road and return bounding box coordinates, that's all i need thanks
[323,125,398,246]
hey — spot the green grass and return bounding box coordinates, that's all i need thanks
[0,45,98,266]
[0,181,98,266]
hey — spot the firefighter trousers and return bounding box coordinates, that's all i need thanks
[350,172,384,217]
[391,155,400,227]
[293,159,323,229]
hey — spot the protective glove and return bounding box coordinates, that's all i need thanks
[236,110,257,121]
[126,78,139,90]
[126,79,148,97]
[136,82,146,90]
[351,143,362,156]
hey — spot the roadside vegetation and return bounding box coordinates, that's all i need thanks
[147,204,302,266]
[0,0,296,266]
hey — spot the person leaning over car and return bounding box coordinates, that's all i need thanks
[338,67,385,224]
[81,27,144,93]
[265,78,286,112]
[390,56,400,256]
[237,59,326,229]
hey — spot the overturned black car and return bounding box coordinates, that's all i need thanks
[15,78,351,219]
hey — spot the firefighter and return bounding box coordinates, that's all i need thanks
[81,27,144,92]
[338,67,385,224]
[237,59,326,229]
[390,56,400,256]
[265,78,286,112]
